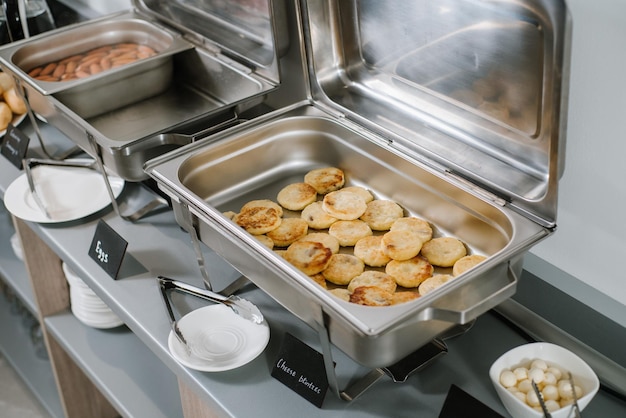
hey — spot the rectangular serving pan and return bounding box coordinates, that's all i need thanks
[145,104,551,368]
[2,13,191,118]
[0,1,284,181]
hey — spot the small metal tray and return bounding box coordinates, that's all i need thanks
[0,0,287,181]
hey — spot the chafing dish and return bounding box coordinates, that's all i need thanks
[146,0,571,369]
[0,0,287,181]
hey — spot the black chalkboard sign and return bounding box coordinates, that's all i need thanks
[439,384,504,418]
[1,123,30,169]
[88,220,128,279]
[271,333,330,408]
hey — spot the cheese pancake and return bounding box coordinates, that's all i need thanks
[349,286,393,307]
[347,271,397,294]
[322,254,365,285]
[304,167,345,194]
[283,240,332,275]
[418,274,454,296]
[235,202,282,235]
[420,237,467,267]
[301,201,338,229]
[385,256,434,288]
[277,182,318,210]
[328,220,372,246]
[452,254,487,276]
[390,217,433,243]
[353,235,391,267]
[340,186,374,203]
[266,217,309,247]
[360,200,404,231]
[380,229,423,261]
[322,190,368,220]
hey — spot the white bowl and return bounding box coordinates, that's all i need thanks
[489,342,599,418]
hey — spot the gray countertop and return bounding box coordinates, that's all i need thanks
[1,120,625,417]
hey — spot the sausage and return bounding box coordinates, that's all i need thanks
[26,42,156,83]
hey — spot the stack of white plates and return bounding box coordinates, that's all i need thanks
[62,263,124,329]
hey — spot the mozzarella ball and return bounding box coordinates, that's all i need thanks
[545,400,561,412]
[526,390,540,407]
[500,370,517,387]
[530,359,548,371]
[546,366,563,381]
[543,372,558,386]
[518,379,533,393]
[558,380,574,399]
[542,384,559,401]
[513,367,529,381]
[528,368,546,385]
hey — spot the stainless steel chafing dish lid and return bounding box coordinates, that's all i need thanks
[300,0,571,226]
[136,0,286,84]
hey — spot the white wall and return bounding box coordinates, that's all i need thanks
[528,0,626,307]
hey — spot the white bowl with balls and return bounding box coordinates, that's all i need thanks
[489,342,599,418]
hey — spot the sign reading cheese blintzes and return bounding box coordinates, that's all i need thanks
[271,333,330,408]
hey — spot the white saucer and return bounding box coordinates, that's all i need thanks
[4,161,124,223]
[168,304,270,372]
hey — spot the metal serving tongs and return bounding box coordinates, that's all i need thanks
[14,77,81,161]
[532,379,552,418]
[22,155,168,222]
[157,276,264,357]
[568,371,583,418]
[22,157,97,220]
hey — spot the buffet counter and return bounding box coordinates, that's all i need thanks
[1,120,625,417]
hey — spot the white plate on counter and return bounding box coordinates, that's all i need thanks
[4,161,124,223]
[168,304,270,372]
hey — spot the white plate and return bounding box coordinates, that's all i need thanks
[168,304,270,372]
[4,161,124,223]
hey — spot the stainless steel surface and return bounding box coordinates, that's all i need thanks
[145,106,549,368]
[179,203,213,290]
[301,0,571,226]
[138,0,287,83]
[0,1,287,181]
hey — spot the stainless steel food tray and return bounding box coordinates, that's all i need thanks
[145,0,571,369]
[0,0,287,181]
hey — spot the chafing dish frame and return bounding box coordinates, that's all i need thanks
[144,0,572,399]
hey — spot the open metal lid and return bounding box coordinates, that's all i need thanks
[136,0,287,83]
[300,0,571,226]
